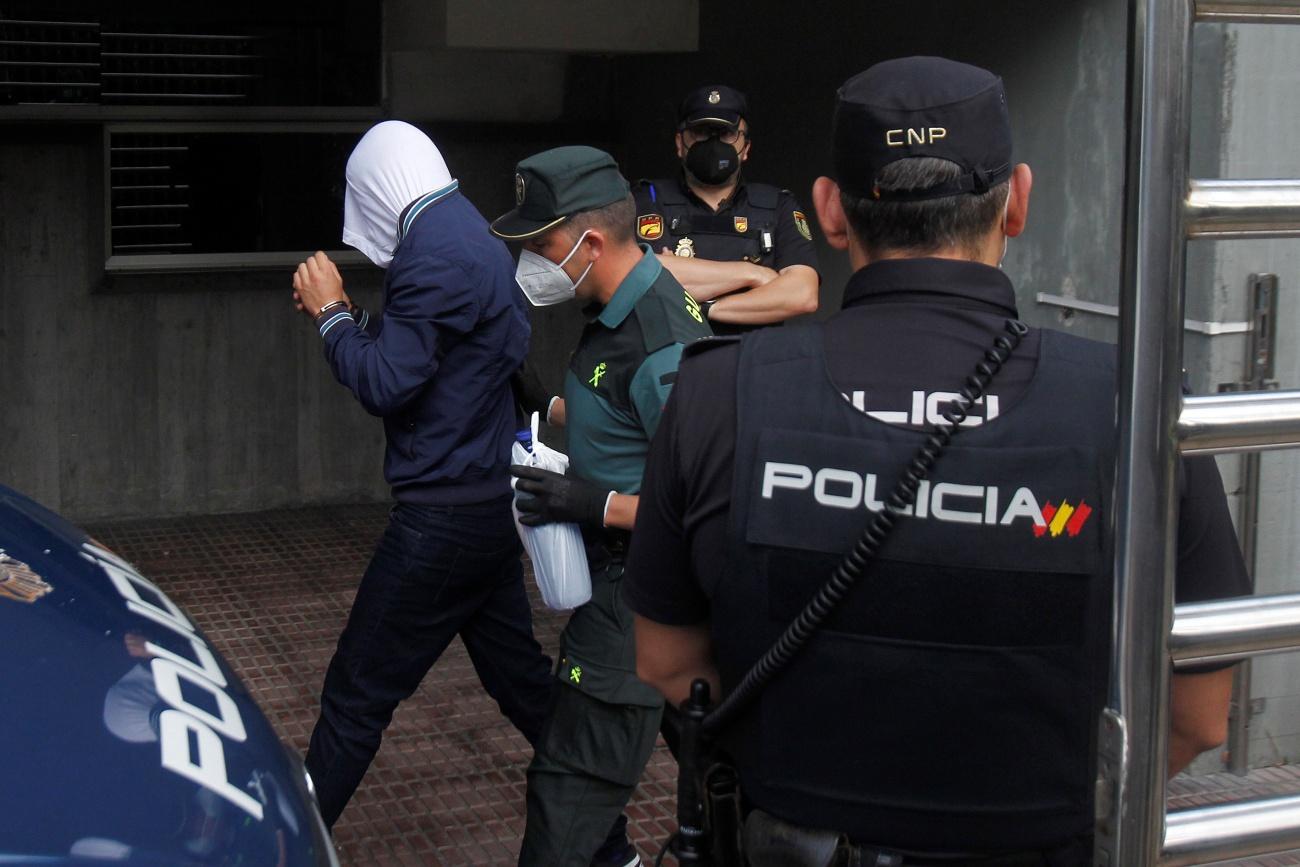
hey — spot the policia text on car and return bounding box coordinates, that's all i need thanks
[624,57,1250,867]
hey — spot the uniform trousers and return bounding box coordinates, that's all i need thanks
[305,497,554,828]
[518,557,665,866]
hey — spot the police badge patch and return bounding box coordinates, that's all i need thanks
[638,214,664,241]
[0,552,52,604]
[674,237,696,258]
[793,211,812,241]
[733,216,748,233]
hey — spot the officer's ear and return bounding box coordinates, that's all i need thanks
[812,176,850,251]
[583,228,605,261]
[674,131,687,160]
[1005,163,1033,238]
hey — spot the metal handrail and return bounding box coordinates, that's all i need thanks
[1107,0,1300,864]
[1171,592,1300,666]
[1178,390,1300,453]
[1185,180,1300,239]
[1195,0,1300,22]
[1163,795,1300,865]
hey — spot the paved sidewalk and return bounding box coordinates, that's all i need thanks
[87,503,1300,866]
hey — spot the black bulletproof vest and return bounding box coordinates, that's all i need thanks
[638,179,781,267]
[715,322,1116,854]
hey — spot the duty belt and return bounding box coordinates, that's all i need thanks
[580,524,629,567]
[743,810,1053,867]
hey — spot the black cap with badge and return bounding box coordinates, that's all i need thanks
[833,56,1012,202]
[678,84,748,129]
[490,145,630,240]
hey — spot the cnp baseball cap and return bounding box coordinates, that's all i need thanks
[490,146,630,240]
[678,84,748,128]
[833,56,1012,202]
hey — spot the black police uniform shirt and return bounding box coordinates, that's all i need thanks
[631,175,819,319]
[622,257,1251,853]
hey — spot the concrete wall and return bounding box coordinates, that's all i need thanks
[608,0,1130,336]
[0,126,390,519]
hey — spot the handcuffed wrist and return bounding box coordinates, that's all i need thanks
[601,491,617,527]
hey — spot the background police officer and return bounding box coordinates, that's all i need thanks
[491,146,712,867]
[622,58,1249,865]
[633,84,820,334]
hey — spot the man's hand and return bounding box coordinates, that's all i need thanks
[511,465,611,528]
[292,251,350,319]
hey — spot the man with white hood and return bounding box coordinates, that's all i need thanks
[291,120,554,829]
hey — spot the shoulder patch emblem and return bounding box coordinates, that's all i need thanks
[674,237,696,258]
[685,291,704,324]
[637,213,663,241]
[733,216,748,233]
[793,211,812,241]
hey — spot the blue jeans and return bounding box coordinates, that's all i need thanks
[306,498,554,827]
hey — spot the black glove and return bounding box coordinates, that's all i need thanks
[511,465,611,528]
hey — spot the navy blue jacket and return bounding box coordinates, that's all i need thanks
[320,182,529,505]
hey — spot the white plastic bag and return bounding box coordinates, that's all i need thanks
[511,412,592,610]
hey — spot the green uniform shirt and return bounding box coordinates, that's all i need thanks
[565,246,713,493]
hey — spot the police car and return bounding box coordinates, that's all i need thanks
[0,483,338,866]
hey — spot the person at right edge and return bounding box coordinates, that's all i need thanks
[632,84,821,335]
[623,57,1250,866]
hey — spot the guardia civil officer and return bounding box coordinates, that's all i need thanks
[290,121,553,829]
[623,58,1249,865]
[632,84,820,334]
[490,147,712,867]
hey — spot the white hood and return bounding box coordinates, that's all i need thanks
[342,121,454,268]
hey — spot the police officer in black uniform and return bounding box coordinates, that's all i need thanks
[632,84,820,334]
[623,57,1249,866]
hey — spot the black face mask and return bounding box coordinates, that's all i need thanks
[684,137,740,186]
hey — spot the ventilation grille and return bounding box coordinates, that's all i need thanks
[109,132,192,255]
[101,31,261,103]
[2,18,263,105]
[0,19,102,104]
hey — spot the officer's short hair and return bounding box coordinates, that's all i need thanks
[565,193,636,245]
[840,157,1008,259]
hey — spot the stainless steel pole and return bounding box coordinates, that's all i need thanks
[1095,0,1193,863]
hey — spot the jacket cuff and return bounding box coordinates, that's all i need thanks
[317,309,356,339]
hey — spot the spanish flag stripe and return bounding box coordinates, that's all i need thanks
[1049,501,1075,537]
[1066,501,1093,537]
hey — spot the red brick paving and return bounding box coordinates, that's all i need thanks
[87,503,1300,866]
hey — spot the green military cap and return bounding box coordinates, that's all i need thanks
[490,145,630,240]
